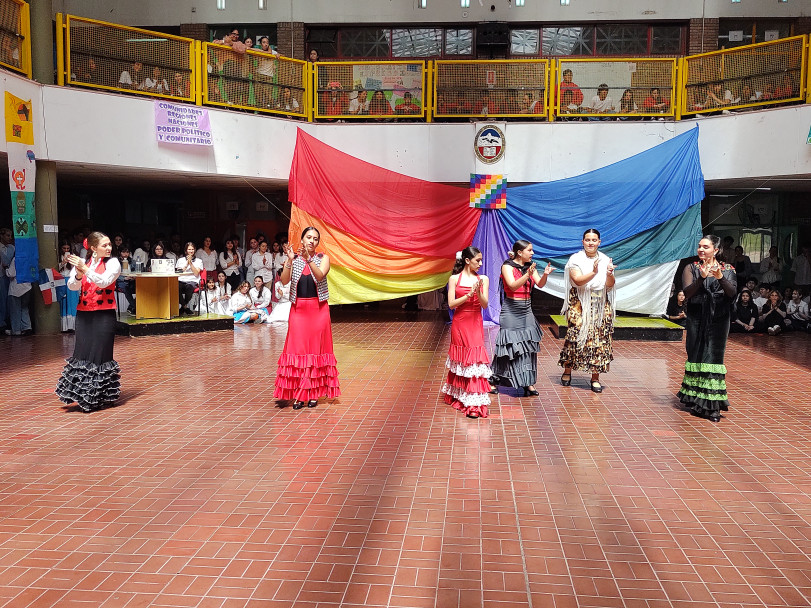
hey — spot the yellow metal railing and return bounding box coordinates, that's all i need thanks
[63,15,197,103]
[434,59,549,119]
[0,0,30,78]
[45,14,811,124]
[682,35,807,115]
[555,58,678,119]
[202,42,308,118]
[312,61,426,121]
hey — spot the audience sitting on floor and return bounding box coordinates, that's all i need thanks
[785,288,810,332]
[758,289,787,335]
[730,288,757,333]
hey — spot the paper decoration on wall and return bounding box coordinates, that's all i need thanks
[470,174,507,209]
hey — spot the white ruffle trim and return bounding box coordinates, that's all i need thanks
[441,384,492,407]
[445,357,493,379]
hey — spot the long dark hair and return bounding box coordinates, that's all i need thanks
[452,246,481,275]
[301,226,320,241]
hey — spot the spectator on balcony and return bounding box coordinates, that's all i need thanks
[172,72,190,98]
[474,91,500,117]
[309,49,319,63]
[774,72,796,99]
[762,82,775,101]
[213,28,247,53]
[348,86,369,115]
[395,91,421,116]
[0,32,20,68]
[119,61,145,91]
[72,56,99,84]
[321,82,348,118]
[642,87,669,114]
[586,84,615,119]
[255,36,279,108]
[617,89,639,120]
[557,69,583,109]
[436,92,458,115]
[518,92,540,115]
[369,89,393,118]
[243,37,254,50]
[144,66,170,95]
[276,86,300,113]
[739,80,762,104]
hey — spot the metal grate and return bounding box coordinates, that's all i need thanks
[0,0,25,73]
[67,16,195,101]
[556,59,676,118]
[313,61,425,120]
[204,43,307,117]
[434,59,548,119]
[684,35,805,115]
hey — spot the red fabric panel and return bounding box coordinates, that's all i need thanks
[289,129,480,258]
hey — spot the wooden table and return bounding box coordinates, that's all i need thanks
[123,272,193,320]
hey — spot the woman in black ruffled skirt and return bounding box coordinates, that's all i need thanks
[56,231,122,412]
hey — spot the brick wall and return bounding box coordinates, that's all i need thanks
[688,18,719,55]
[180,23,208,41]
[276,22,306,60]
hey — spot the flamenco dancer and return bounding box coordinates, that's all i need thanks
[273,227,340,409]
[677,234,736,422]
[56,232,122,412]
[441,246,492,418]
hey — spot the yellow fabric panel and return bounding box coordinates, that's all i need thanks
[291,206,455,276]
[327,265,450,305]
[5,92,34,145]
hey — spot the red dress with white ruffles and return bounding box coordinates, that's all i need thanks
[441,279,492,418]
[273,265,340,402]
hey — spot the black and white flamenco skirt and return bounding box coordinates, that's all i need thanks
[56,310,121,412]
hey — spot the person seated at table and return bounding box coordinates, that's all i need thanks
[175,242,203,315]
[149,241,169,268]
[249,276,271,318]
[230,281,262,324]
[730,288,757,333]
[132,239,150,268]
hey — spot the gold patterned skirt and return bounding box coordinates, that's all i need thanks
[558,288,613,373]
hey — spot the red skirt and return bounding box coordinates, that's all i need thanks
[274,297,340,401]
[441,305,491,418]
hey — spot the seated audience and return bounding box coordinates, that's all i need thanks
[369,90,393,118]
[753,283,770,310]
[199,276,220,315]
[119,61,145,90]
[144,66,170,95]
[249,276,272,318]
[132,239,150,268]
[473,91,500,117]
[175,242,203,315]
[213,271,232,315]
[250,241,275,283]
[244,237,259,283]
[666,290,687,326]
[785,288,810,331]
[149,241,169,268]
[268,269,291,324]
[642,87,669,114]
[395,91,421,116]
[117,246,136,314]
[557,69,583,110]
[230,281,263,324]
[586,84,615,118]
[774,73,796,99]
[276,86,301,113]
[758,289,787,335]
[617,89,638,120]
[196,236,218,275]
[730,288,757,333]
[349,86,369,115]
[219,239,242,291]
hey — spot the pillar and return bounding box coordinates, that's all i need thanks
[32,162,60,334]
[29,0,54,84]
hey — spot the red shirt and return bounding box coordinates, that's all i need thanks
[503,266,535,300]
[77,259,117,312]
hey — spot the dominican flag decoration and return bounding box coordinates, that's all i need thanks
[38,268,66,305]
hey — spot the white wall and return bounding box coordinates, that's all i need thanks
[26,83,811,187]
[55,0,809,28]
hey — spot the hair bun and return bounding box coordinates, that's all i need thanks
[507,251,515,259]
[455,250,463,261]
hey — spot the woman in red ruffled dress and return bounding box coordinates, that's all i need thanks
[441,246,492,419]
[274,227,340,410]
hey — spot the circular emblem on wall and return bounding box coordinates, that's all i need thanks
[474,124,505,164]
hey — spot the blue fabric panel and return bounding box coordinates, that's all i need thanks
[500,128,704,259]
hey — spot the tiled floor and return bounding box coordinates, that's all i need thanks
[1,309,811,608]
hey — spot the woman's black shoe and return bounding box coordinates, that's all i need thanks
[708,413,721,422]
[292,400,304,410]
[560,373,571,386]
[307,400,318,408]
[488,385,498,394]
[590,381,603,393]
[523,387,539,397]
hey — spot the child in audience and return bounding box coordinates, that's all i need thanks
[753,283,770,310]
[666,290,687,326]
[214,271,232,315]
[200,276,219,314]
[231,281,262,324]
[786,288,810,331]
[249,276,271,321]
[758,289,787,335]
[730,288,757,333]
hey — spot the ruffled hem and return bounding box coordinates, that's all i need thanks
[441,383,491,407]
[678,390,730,415]
[55,357,121,410]
[444,394,489,418]
[447,344,490,367]
[493,326,543,359]
[274,352,340,400]
[445,357,492,379]
[444,373,492,395]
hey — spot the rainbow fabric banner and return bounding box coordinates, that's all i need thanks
[289,130,480,304]
[470,174,507,209]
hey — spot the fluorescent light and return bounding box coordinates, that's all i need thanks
[560,0,570,5]
[216,0,226,9]
[461,0,469,6]
[731,0,740,3]
[516,0,525,5]
[418,0,427,7]
[259,0,267,8]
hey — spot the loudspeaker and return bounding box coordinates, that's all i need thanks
[477,23,509,47]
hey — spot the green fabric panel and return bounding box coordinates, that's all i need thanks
[684,362,727,375]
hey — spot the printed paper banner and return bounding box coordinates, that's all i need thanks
[154,101,213,146]
[470,174,507,209]
[5,91,38,283]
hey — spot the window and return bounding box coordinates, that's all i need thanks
[718,20,793,48]
[393,28,442,57]
[306,28,337,58]
[341,28,391,57]
[511,29,539,55]
[542,27,594,56]
[445,29,473,55]
[651,26,683,54]
[596,24,648,55]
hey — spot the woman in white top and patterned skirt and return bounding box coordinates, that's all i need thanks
[558,229,616,393]
[274,227,340,409]
[56,231,121,412]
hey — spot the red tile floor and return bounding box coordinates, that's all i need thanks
[1,309,811,608]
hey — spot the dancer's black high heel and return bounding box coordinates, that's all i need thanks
[523,387,539,397]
